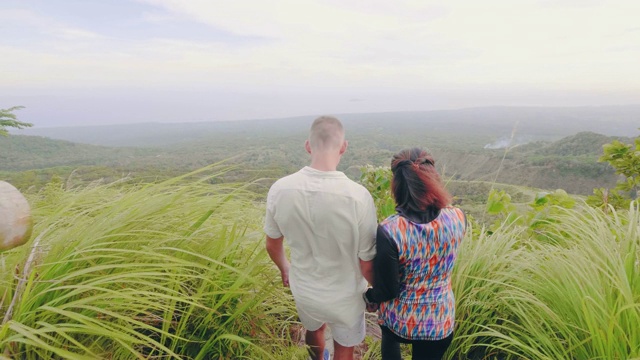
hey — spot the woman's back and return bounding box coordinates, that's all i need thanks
[378,206,465,340]
[366,147,466,360]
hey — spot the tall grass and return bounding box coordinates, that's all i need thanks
[3,163,638,359]
[0,165,301,359]
[481,203,639,359]
[448,202,639,359]
[447,220,532,359]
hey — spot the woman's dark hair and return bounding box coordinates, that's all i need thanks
[391,148,452,212]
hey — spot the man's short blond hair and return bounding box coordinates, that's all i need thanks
[309,116,345,151]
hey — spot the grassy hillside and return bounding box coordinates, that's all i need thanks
[513,131,633,156]
[486,131,632,192]
[1,166,637,359]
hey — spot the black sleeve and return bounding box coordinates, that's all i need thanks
[365,225,400,303]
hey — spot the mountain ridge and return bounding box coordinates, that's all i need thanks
[14,105,640,147]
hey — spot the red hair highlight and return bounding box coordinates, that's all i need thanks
[391,148,451,212]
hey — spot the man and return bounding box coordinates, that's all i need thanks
[264,116,377,360]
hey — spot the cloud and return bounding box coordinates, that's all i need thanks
[536,0,606,8]
[1,0,639,95]
[0,8,106,41]
[128,0,640,88]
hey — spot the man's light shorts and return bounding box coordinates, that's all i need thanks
[296,302,366,347]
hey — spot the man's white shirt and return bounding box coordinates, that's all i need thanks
[264,166,377,326]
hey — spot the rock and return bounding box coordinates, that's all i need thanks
[0,181,33,251]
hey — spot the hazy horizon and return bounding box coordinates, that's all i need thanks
[2,0,639,127]
[9,103,640,131]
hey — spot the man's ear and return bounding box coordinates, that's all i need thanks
[339,140,348,155]
[305,140,312,154]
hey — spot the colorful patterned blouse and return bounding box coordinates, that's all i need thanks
[374,206,466,340]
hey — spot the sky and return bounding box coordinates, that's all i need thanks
[1,0,639,127]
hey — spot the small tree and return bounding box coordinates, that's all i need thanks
[0,106,33,136]
[587,131,640,210]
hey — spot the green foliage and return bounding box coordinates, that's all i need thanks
[529,189,575,210]
[0,106,32,136]
[587,132,640,210]
[479,187,579,243]
[526,189,576,242]
[601,137,640,186]
[359,165,395,221]
[0,164,298,359]
[484,189,520,233]
[587,187,631,211]
[486,189,514,214]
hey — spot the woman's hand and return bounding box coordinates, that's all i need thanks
[366,302,379,312]
[363,288,378,312]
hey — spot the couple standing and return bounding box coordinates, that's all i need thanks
[265,116,466,360]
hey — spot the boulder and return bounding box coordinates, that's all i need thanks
[0,181,33,251]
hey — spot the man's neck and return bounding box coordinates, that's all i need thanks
[309,156,340,172]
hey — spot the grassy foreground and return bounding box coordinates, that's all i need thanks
[0,164,638,359]
[0,164,304,359]
[449,202,639,359]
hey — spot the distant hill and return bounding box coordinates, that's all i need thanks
[516,131,634,157]
[13,117,313,148]
[5,105,638,194]
[1,130,625,195]
[15,105,640,148]
[0,135,156,171]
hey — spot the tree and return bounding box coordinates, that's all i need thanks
[587,131,640,210]
[0,106,33,136]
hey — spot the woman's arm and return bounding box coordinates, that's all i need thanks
[365,225,400,303]
[360,259,375,286]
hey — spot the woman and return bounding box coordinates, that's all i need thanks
[364,148,466,360]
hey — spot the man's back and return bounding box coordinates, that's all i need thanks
[264,115,377,359]
[265,166,376,324]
